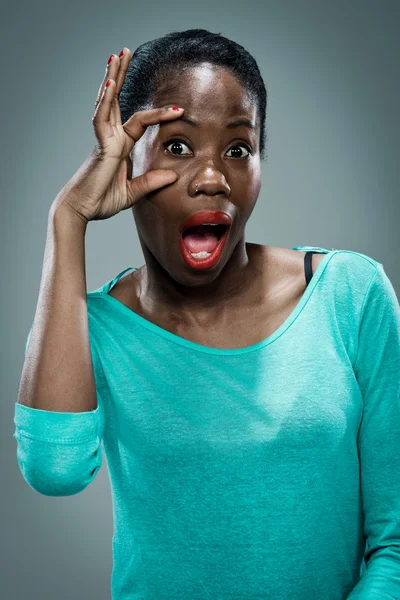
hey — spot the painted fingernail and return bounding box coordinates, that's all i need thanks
[106,79,112,88]
[119,50,124,58]
[107,55,114,65]
[170,106,183,111]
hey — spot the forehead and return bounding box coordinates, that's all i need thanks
[154,63,256,120]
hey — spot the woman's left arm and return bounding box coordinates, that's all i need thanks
[347,262,400,599]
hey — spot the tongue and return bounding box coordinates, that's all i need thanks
[182,225,220,253]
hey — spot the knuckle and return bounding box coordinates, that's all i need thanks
[136,175,149,195]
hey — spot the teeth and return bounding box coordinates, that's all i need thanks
[190,251,212,259]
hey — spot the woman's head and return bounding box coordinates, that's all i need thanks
[119,29,267,289]
[120,29,267,162]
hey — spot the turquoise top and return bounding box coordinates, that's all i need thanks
[14,246,400,599]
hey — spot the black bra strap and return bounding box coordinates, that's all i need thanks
[304,251,318,287]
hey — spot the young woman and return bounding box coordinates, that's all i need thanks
[14,29,400,600]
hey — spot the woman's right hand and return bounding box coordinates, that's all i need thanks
[52,47,184,224]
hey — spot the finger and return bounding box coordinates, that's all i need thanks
[106,54,122,129]
[92,78,115,143]
[127,169,179,205]
[113,47,132,127]
[94,53,115,111]
[122,106,185,145]
[94,53,121,127]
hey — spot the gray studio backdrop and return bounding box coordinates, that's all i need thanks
[1,1,399,598]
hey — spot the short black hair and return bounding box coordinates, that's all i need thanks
[119,28,268,162]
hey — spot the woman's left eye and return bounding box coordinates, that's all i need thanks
[226,144,252,158]
[163,140,252,159]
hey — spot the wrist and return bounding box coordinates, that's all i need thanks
[49,199,89,234]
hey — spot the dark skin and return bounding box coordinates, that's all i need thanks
[109,62,324,347]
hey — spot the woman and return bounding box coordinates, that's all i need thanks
[14,29,400,599]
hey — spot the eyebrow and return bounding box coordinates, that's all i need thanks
[161,115,255,131]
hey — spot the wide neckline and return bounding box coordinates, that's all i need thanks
[99,248,338,356]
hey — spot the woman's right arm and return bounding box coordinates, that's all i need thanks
[13,201,105,497]
[13,46,184,495]
[17,45,184,416]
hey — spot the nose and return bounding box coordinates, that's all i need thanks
[191,176,230,198]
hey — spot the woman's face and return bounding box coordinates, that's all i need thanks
[131,62,262,287]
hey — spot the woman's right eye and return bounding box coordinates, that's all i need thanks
[163,139,192,156]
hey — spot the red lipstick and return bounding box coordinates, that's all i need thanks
[179,210,232,234]
[179,210,232,271]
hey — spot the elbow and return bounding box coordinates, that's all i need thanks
[14,432,103,496]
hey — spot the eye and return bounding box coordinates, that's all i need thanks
[163,139,192,156]
[163,139,253,159]
[226,144,252,159]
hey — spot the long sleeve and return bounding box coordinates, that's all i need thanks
[13,324,105,496]
[347,262,400,599]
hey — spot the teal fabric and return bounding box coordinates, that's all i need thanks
[13,246,400,599]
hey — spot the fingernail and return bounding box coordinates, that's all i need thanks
[119,50,124,58]
[107,55,114,65]
[170,106,184,111]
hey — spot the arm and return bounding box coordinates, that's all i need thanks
[13,203,104,496]
[347,262,400,599]
[17,202,97,413]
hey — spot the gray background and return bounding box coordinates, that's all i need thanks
[1,0,399,598]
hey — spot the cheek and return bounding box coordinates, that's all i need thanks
[248,168,262,203]
[133,199,174,255]
[239,173,261,220]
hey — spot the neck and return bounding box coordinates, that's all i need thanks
[137,238,257,319]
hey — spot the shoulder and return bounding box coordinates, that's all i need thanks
[106,267,144,311]
[304,247,383,315]
[256,244,382,295]
[283,245,379,280]
[324,248,379,285]
[256,244,326,278]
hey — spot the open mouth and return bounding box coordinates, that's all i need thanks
[178,210,232,269]
[181,224,228,258]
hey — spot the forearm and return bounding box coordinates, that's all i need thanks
[17,200,97,412]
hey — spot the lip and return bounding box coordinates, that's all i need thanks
[179,223,231,271]
[179,210,232,235]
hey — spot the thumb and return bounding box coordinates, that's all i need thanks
[127,169,179,203]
